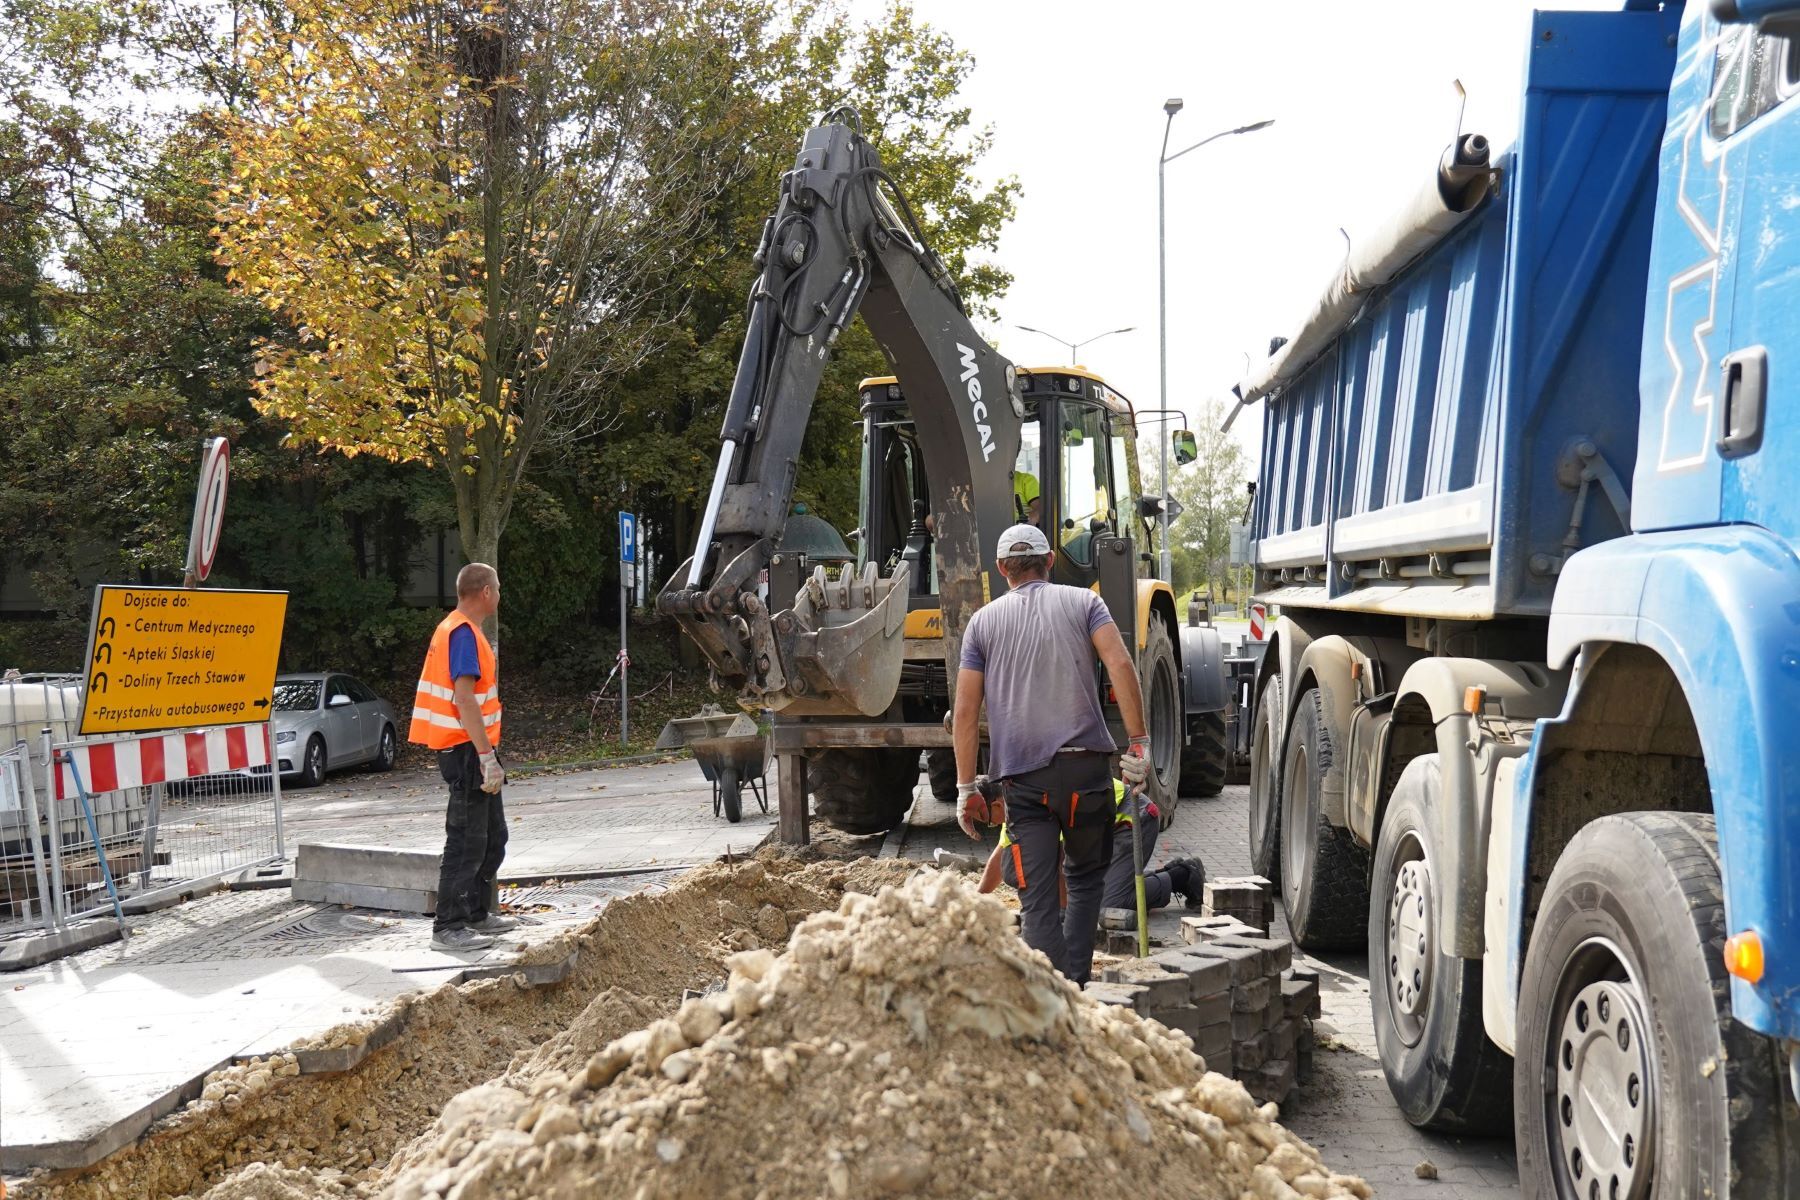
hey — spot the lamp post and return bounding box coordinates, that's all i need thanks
[1016,324,1137,365]
[1158,101,1274,580]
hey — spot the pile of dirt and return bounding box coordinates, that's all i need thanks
[364,873,1369,1200]
[20,854,914,1200]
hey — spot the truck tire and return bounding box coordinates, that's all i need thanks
[1370,756,1511,1132]
[1179,711,1227,798]
[1140,617,1182,824]
[1515,812,1794,1199]
[925,748,958,805]
[806,747,918,834]
[1280,686,1368,949]
[1248,674,1284,880]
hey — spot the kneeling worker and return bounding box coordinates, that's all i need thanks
[976,780,1206,926]
[952,523,1151,985]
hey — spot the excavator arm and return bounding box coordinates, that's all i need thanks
[657,108,1023,716]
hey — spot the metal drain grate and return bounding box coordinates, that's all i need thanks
[246,907,420,944]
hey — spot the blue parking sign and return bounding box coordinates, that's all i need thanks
[619,511,636,564]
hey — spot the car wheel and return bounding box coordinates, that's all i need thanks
[298,735,327,788]
[373,725,397,772]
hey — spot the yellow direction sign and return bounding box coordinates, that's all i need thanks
[80,585,288,736]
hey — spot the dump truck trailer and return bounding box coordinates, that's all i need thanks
[1238,2,1800,1192]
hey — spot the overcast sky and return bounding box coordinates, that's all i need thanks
[844,0,1625,468]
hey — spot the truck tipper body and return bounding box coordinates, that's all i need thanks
[1239,2,1800,1191]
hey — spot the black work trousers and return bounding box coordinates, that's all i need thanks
[433,743,508,932]
[1000,753,1115,985]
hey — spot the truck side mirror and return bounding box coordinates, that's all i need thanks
[1172,430,1198,465]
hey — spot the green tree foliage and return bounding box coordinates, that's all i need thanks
[1,0,1015,688]
[1166,398,1253,604]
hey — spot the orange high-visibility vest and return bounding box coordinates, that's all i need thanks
[408,611,502,750]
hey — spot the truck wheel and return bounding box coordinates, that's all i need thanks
[1280,686,1368,949]
[1248,675,1284,880]
[1515,812,1792,1199]
[1370,756,1511,1132]
[1141,617,1182,823]
[926,748,958,804]
[1179,711,1227,798]
[806,747,917,834]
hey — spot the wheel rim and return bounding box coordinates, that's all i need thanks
[1384,832,1433,1048]
[1281,741,1310,912]
[1548,938,1656,1200]
[382,731,395,765]
[309,743,323,777]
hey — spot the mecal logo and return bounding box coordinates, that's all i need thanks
[956,342,996,461]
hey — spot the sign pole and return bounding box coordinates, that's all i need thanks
[619,510,636,745]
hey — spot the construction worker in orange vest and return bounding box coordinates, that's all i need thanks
[410,562,514,952]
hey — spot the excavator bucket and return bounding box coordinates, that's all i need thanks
[765,561,910,717]
[659,560,911,719]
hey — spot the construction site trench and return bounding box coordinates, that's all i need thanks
[12,854,1372,1200]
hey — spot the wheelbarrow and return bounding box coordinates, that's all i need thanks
[655,705,769,824]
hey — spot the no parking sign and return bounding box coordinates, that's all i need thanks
[184,437,230,584]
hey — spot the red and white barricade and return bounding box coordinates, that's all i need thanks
[53,724,272,801]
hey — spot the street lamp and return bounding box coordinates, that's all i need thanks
[1157,100,1274,579]
[1016,324,1137,365]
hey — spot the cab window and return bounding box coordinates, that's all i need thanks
[1710,24,1789,139]
[1015,412,1044,528]
[1058,403,1114,567]
[1108,414,1136,534]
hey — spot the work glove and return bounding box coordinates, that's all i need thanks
[1120,737,1152,788]
[479,751,506,794]
[956,776,991,839]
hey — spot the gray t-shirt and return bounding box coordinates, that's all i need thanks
[959,580,1118,778]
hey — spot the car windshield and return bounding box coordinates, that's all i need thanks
[273,680,321,712]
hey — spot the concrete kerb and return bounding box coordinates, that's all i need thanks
[508,751,685,777]
[0,920,123,972]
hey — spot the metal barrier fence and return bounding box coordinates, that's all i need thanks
[0,720,285,941]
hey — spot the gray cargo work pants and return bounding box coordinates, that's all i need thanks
[1000,753,1115,985]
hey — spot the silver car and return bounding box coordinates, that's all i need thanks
[272,673,400,787]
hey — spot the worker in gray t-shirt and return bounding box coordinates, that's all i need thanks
[952,523,1152,985]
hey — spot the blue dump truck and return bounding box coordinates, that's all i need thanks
[1236,1,1800,1191]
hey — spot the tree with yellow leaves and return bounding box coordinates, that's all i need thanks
[216,0,740,570]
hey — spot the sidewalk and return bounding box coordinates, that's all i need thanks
[0,756,774,1173]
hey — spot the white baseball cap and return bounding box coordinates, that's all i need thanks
[995,523,1052,560]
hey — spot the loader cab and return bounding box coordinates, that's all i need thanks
[857,367,1144,600]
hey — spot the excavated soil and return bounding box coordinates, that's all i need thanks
[24,860,1371,1200]
[18,854,911,1200]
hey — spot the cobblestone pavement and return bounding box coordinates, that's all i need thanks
[899,779,1522,1198]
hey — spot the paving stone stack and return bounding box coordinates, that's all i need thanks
[1086,912,1320,1108]
[1200,874,1275,934]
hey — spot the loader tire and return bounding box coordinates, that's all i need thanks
[1140,617,1182,825]
[806,747,918,834]
[926,748,958,805]
[1179,711,1227,798]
